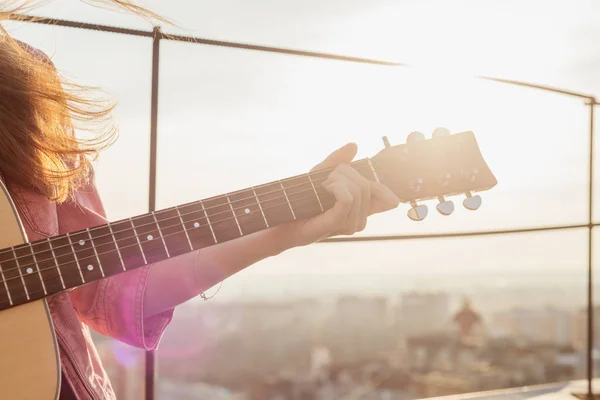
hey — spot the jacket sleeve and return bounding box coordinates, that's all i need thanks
[58,177,175,350]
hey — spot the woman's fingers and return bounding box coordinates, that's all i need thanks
[369,181,400,214]
[334,163,371,232]
[323,169,362,234]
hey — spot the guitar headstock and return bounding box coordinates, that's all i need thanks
[370,128,497,221]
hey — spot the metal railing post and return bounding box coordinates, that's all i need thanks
[146,25,162,400]
[587,98,597,399]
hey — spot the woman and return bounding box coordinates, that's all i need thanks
[1,1,399,399]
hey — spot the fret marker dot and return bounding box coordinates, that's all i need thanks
[26,267,33,274]
[193,222,200,228]
[147,235,153,240]
[79,240,85,246]
[244,208,250,214]
[87,265,94,271]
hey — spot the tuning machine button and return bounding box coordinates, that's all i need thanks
[382,136,391,148]
[436,196,454,216]
[463,192,482,211]
[407,201,428,221]
[432,127,451,137]
[407,131,425,143]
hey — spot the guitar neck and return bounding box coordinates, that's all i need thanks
[0,158,377,311]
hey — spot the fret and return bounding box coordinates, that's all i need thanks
[31,240,63,295]
[67,231,103,283]
[13,245,44,300]
[0,249,27,305]
[108,224,126,271]
[65,234,86,283]
[307,174,324,212]
[0,257,12,306]
[309,169,336,210]
[51,235,86,289]
[47,238,66,289]
[110,219,146,268]
[200,201,218,244]
[11,248,27,301]
[281,175,323,220]
[11,249,28,300]
[175,206,194,251]
[225,194,244,236]
[28,244,47,295]
[254,182,295,227]
[88,225,125,276]
[352,159,376,181]
[279,180,296,219]
[154,208,192,257]
[203,196,241,243]
[178,202,217,250]
[130,215,168,264]
[128,218,148,264]
[252,187,269,227]
[228,188,268,235]
[86,229,105,278]
[151,213,171,258]
[367,158,380,183]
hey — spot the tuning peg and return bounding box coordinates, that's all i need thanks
[382,136,391,148]
[463,192,482,211]
[432,127,451,137]
[407,201,428,221]
[407,131,425,143]
[436,196,454,216]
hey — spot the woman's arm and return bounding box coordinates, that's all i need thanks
[143,142,400,318]
[142,227,289,317]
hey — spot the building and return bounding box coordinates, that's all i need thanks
[571,305,600,350]
[325,295,393,362]
[491,307,573,346]
[397,291,451,337]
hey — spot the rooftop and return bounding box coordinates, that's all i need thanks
[423,379,600,400]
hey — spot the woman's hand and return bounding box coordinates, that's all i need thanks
[146,143,400,315]
[270,142,400,251]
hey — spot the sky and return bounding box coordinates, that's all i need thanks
[3,0,600,302]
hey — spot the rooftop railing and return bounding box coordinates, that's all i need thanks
[8,12,599,400]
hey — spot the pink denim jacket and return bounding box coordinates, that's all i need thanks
[5,175,175,399]
[6,40,177,399]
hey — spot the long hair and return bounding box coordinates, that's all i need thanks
[0,1,167,202]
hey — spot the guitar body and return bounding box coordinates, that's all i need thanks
[0,181,60,400]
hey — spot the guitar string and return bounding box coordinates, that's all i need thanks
[0,162,372,265]
[0,177,338,280]
[0,164,367,272]
[0,192,337,305]
[0,187,340,302]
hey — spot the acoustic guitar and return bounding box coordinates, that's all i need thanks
[0,128,496,399]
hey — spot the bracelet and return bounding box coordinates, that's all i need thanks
[193,250,224,301]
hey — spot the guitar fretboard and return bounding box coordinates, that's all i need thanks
[0,158,376,311]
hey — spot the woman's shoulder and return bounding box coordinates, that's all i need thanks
[0,178,59,240]
[1,175,108,242]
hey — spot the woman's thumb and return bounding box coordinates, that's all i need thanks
[310,143,358,172]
